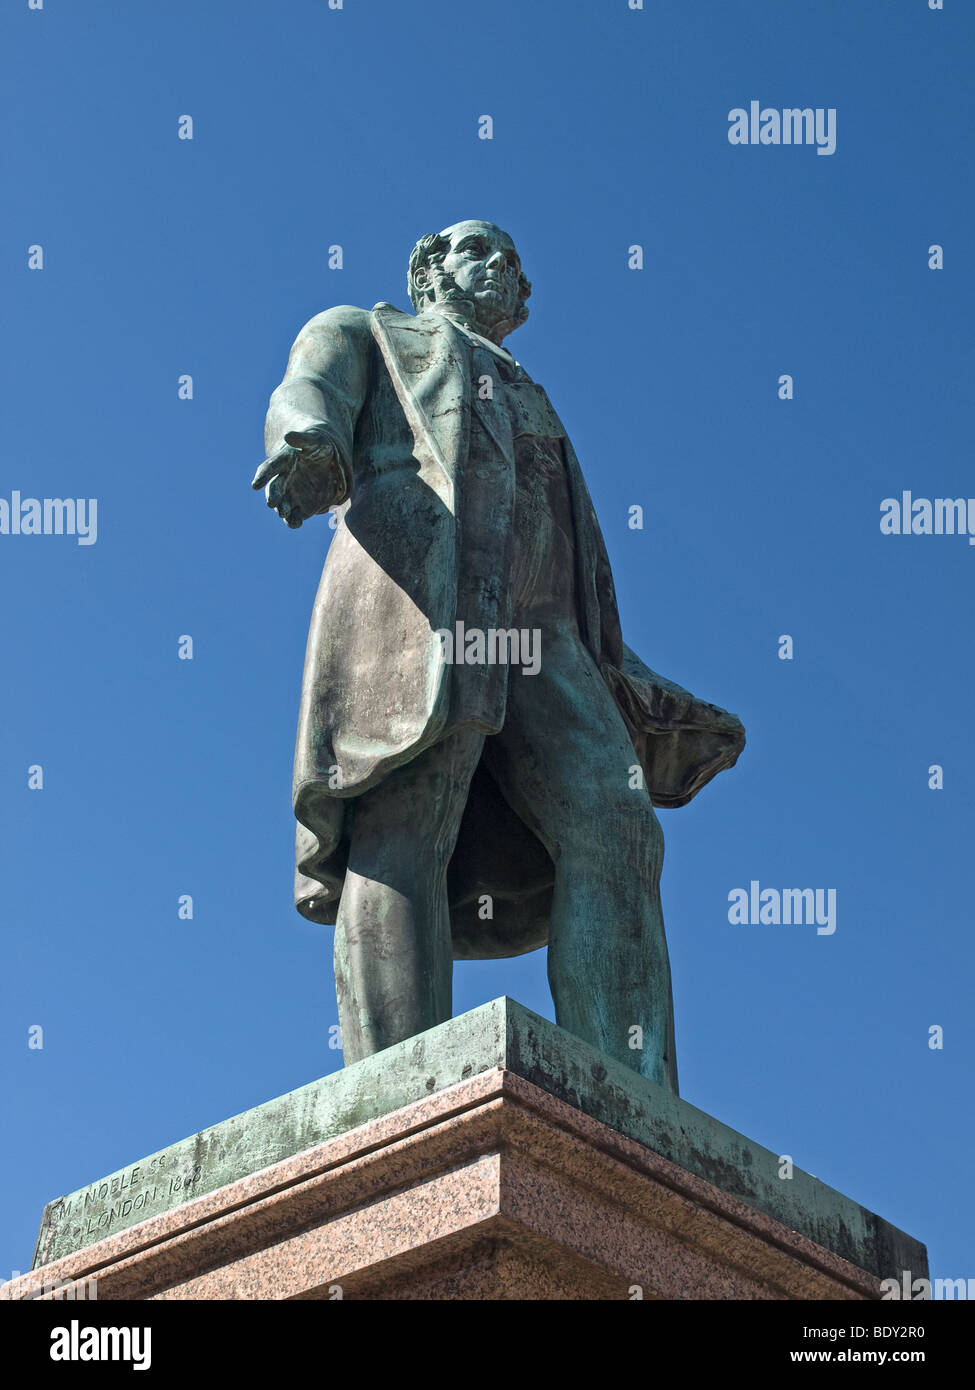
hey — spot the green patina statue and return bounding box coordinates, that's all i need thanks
[253,221,745,1092]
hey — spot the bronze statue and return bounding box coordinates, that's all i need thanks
[254,221,744,1091]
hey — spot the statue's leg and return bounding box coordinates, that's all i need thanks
[333,728,483,1064]
[483,620,678,1093]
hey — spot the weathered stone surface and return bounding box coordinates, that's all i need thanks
[12,1068,916,1301]
[31,998,924,1284]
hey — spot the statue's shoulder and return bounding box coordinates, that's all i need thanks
[297,304,377,340]
[297,301,428,345]
[372,304,444,335]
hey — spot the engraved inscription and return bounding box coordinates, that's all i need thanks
[53,1152,208,1248]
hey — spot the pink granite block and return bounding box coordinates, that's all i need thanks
[3,1069,883,1301]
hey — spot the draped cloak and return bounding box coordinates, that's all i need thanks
[263,302,745,960]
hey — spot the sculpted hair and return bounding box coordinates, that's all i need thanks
[407,233,451,310]
[408,230,532,327]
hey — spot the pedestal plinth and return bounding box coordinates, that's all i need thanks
[4,999,926,1301]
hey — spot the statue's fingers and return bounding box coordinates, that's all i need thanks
[289,459,326,513]
[279,496,303,529]
[285,429,333,458]
[251,447,295,490]
[252,459,279,490]
[266,474,288,508]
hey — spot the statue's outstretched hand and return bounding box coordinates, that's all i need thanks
[251,429,348,529]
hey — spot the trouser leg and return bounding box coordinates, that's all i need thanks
[334,727,484,1063]
[483,620,678,1092]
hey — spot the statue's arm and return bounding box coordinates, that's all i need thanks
[253,305,373,528]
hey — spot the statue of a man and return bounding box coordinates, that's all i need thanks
[253,220,744,1092]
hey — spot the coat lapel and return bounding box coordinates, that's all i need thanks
[370,305,471,514]
[371,303,625,672]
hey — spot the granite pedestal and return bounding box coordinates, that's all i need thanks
[4,999,926,1301]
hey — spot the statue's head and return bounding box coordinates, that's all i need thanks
[408,220,531,343]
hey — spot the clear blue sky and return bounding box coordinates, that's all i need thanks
[2,0,971,1285]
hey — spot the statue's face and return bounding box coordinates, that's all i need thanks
[431,221,523,334]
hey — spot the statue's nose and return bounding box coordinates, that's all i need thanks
[485,249,507,270]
